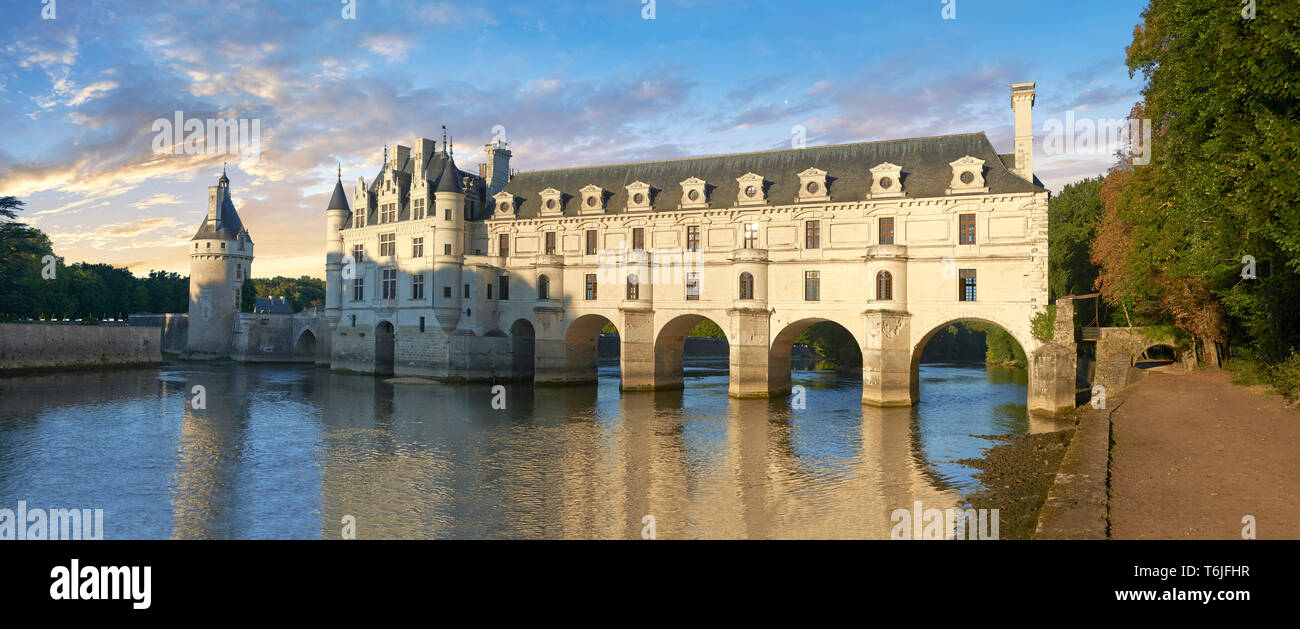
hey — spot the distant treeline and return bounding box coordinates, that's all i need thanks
[919,323,1026,368]
[0,196,324,321]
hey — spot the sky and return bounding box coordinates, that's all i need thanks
[0,0,1148,279]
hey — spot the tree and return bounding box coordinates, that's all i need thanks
[1092,0,1300,366]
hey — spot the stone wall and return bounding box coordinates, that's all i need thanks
[0,323,161,371]
[1027,298,1078,416]
[127,313,189,353]
[1095,326,1191,392]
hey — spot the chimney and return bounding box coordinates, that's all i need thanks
[1010,82,1036,182]
[483,141,513,197]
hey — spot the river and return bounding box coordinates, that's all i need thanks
[0,359,1035,539]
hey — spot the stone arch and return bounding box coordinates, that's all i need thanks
[561,313,619,385]
[374,320,395,376]
[510,318,536,382]
[769,317,866,397]
[908,317,1028,403]
[652,313,729,390]
[294,329,316,358]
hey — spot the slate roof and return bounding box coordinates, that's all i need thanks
[326,176,350,212]
[253,297,294,314]
[344,149,484,227]
[493,132,1044,220]
[191,178,248,241]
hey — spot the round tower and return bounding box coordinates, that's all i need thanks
[324,166,350,319]
[187,169,254,356]
[432,150,466,331]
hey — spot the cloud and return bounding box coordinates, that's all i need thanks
[362,35,415,62]
[68,81,120,106]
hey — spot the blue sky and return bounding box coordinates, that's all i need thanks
[0,0,1147,277]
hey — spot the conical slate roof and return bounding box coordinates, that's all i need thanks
[434,152,463,194]
[326,176,350,212]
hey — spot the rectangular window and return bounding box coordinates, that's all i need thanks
[443,286,452,298]
[879,217,895,245]
[419,316,425,332]
[632,227,644,251]
[379,233,395,257]
[804,271,820,301]
[381,203,396,224]
[413,198,425,220]
[412,237,424,258]
[352,277,364,301]
[235,264,242,280]
[499,233,509,257]
[545,232,557,255]
[685,272,700,301]
[444,209,451,221]
[352,244,365,262]
[744,223,759,249]
[444,243,451,255]
[959,269,977,301]
[411,273,424,300]
[805,220,820,249]
[353,211,366,228]
[959,214,976,245]
[464,284,470,299]
[586,229,598,255]
[381,268,397,299]
[487,283,493,300]
[627,275,639,300]
[686,225,700,252]
[498,276,510,301]
[585,273,597,300]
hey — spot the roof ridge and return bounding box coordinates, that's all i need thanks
[513,132,989,175]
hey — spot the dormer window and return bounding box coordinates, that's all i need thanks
[680,177,707,209]
[539,188,564,217]
[579,184,605,214]
[869,162,905,198]
[492,192,516,217]
[797,167,829,202]
[947,156,988,194]
[736,172,766,206]
[625,181,652,212]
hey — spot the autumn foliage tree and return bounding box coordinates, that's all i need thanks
[1092,0,1300,366]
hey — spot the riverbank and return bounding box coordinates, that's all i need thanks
[959,428,1074,539]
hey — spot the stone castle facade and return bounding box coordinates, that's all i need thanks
[318,82,1075,414]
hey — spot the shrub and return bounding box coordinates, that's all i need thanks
[1031,305,1057,343]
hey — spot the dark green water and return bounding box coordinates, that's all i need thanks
[0,359,1032,539]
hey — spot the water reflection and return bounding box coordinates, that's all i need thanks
[0,358,1032,539]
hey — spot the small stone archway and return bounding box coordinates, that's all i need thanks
[1095,327,1194,391]
[374,320,396,376]
[294,329,317,360]
[509,318,536,382]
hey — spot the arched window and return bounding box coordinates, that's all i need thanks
[626,273,639,300]
[876,270,893,301]
[739,272,754,300]
[538,275,550,300]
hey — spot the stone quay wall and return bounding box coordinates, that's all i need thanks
[0,322,162,371]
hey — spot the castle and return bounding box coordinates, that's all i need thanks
[184,82,1078,414]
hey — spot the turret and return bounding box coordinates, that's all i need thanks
[187,168,254,357]
[324,166,350,317]
[432,149,466,330]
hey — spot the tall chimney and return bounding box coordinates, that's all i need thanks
[1010,82,1036,182]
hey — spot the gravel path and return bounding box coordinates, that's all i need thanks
[1110,370,1300,539]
